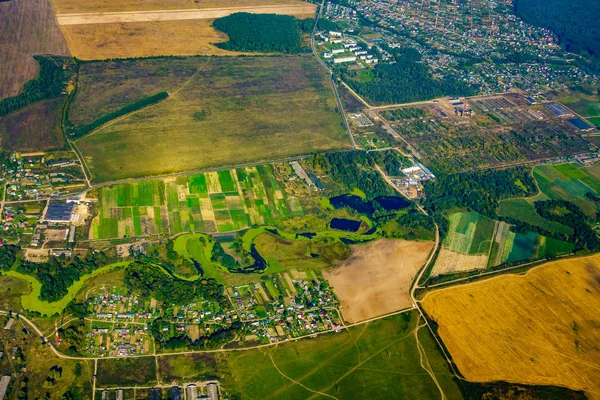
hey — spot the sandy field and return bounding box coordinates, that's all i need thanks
[51,0,313,13]
[61,19,240,59]
[422,254,600,399]
[56,4,316,24]
[324,239,433,323]
[430,248,489,277]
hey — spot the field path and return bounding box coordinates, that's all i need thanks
[415,321,446,400]
[56,5,316,25]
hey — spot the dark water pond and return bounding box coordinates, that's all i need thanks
[329,194,374,215]
[330,217,361,232]
[374,196,411,211]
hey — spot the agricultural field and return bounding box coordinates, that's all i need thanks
[96,357,157,387]
[557,91,600,118]
[0,98,65,151]
[324,239,433,323]
[73,56,351,182]
[533,163,600,217]
[422,254,600,399]
[0,0,70,98]
[431,212,496,276]
[91,165,303,239]
[52,0,315,59]
[498,198,573,236]
[381,94,594,174]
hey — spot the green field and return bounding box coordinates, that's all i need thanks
[498,198,573,235]
[73,56,351,182]
[96,357,157,387]
[557,93,600,117]
[533,163,600,216]
[443,212,496,255]
[91,165,303,239]
[588,117,600,128]
[158,311,463,399]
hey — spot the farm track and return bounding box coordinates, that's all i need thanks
[56,4,316,25]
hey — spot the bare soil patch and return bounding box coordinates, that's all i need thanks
[324,239,433,323]
[0,0,70,99]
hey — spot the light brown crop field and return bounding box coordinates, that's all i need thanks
[61,19,240,60]
[324,239,433,323]
[74,56,351,182]
[0,0,70,98]
[51,0,314,13]
[422,254,600,399]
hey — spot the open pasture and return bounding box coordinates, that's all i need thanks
[0,0,70,98]
[422,254,600,399]
[498,198,573,236]
[533,163,600,216]
[91,165,303,239]
[324,239,433,323]
[0,98,65,151]
[74,56,350,182]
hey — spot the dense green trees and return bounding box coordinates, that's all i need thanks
[343,48,477,104]
[0,245,19,271]
[213,13,304,53]
[0,56,73,117]
[211,242,239,269]
[514,0,600,59]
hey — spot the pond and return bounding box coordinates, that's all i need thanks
[329,194,374,215]
[374,196,411,211]
[330,217,361,232]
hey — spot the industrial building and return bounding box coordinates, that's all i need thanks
[0,376,11,400]
[43,202,74,223]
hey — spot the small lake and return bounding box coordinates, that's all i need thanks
[330,217,361,232]
[374,196,411,211]
[329,194,374,215]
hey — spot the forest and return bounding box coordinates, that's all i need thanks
[514,0,599,59]
[342,48,477,104]
[0,56,73,117]
[212,13,304,53]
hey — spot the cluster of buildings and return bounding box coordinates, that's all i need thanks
[391,163,435,199]
[317,31,379,65]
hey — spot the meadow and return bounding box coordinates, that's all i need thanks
[73,56,350,182]
[91,165,303,239]
[422,254,600,399]
[0,98,65,151]
[498,198,573,235]
[157,311,463,399]
[96,357,157,387]
[0,0,70,98]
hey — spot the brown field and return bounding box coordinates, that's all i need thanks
[51,0,313,13]
[0,0,70,99]
[422,254,600,399]
[61,19,239,60]
[0,98,65,151]
[430,248,488,277]
[324,239,433,323]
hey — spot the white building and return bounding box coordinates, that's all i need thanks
[334,56,357,64]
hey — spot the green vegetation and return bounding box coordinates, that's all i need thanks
[343,48,477,105]
[0,56,74,117]
[514,0,600,60]
[74,56,350,182]
[380,107,428,121]
[92,165,303,239]
[444,212,495,255]
[67,91,168,138]
[96,357,156,387]
[213,13,303,53]
[499,198,573,235]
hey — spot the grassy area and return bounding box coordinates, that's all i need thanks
[96,357,157,387]
[4,262,129,316]
[74,56,351,182]
[0,275,29,312]
[158,353,218,383]
[215,310,461,399]
[498,198,573,235]
[587,116,600,128]
[533,163,600,217]
[557,92,600,117]
[91,165,303,239]
[444,212,495,255]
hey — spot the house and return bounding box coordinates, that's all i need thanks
[334,56,357,64]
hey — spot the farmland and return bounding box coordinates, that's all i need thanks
[0,0,70,98]
[431,212,573,277]
[0,98,65,151]
[422,254,600,399]
[498,198,573,236]
[91,165,303,239]
[73,56,351,182]
[379,94,594,174]
[323,239,433,323]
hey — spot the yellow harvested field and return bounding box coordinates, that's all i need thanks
[51,0,314,14]
[324,239,433,323]
[431,248,488,277]
[61,19,240,59]
[422,254,600,399]
[56,5,317,24]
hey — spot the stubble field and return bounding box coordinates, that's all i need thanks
[422,254,600,399]
[74,56,350,182]
[324,239,433,323]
